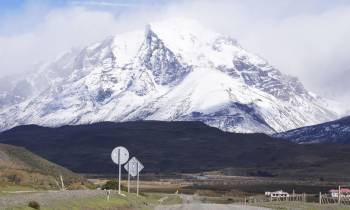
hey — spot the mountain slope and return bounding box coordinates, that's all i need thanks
[0,18,338,133]
[0,49,79,109]
[274,116,350,144]
[1,121,350,180]
[0,143,89,189]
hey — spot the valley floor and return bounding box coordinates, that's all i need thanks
[2,189,350,210]
[2,174,350,210]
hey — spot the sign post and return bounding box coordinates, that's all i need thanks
[124,157,144,196]
[111,146,129,195]
[137,162,139,196]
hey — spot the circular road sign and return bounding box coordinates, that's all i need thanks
[111,146,129,165]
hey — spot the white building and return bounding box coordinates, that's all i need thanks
[329,188,350,198]
[265,190,290,198]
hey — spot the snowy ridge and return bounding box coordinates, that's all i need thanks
[0,18,340,133]
[274,116,350,144]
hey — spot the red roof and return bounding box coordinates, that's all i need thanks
[329,188,350,193]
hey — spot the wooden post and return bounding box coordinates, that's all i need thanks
[319,192,322,204]
[338,185,341,205]
[60,175,65,190]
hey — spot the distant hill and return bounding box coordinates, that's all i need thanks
[1,121,350,180]
[0,143,90,189]
[275,116,350,144]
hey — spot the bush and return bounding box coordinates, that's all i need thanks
[28,201,40,209]
[67,182,88,190]
[102,179,119,190]
[7,174,21,184]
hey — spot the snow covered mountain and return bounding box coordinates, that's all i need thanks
[0,18,339,133]
[274,116,350,144]
[0,49,79,108]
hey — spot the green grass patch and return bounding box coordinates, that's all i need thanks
[4,191,179,210]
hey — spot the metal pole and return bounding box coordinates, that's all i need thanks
[319,192,321,204]
[338,185,341,205]
[136,162,139,196]
[118,149,121,194]
[127,163,130,193]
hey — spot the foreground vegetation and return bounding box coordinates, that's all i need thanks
[0,144,92,190]
[2,190,181,210]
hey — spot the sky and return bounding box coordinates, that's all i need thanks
[0,0,349,105]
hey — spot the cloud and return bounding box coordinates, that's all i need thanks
[0,7,122,76]
[69,1,142,8]
[0,0,349,105]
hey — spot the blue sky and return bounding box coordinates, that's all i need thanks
[1,0,349,13]
[1,0,349,32]
[0,0,64,14]
[0,0,170,13]
[0,0,172,34]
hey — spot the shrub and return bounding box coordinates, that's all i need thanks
[102,179,119,190]
[67,182,88,190]
[28,201,40,209]
[7,174,21,184]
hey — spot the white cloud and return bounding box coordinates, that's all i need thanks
[69,1,142,7]
[0,0,349,104]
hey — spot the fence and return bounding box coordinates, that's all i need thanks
[251,193,350,206]
[319,193,350,205]
[246,193,306,204]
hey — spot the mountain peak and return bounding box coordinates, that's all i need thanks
[0,18,339,133]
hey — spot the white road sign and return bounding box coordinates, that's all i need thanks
[111,146,130,195]
[124,157,144,177]
[111,146,129,165]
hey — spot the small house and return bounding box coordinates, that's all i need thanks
[329,188,350,198]
[265,190,289,198]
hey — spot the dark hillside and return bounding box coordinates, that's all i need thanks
[1,121,350,180]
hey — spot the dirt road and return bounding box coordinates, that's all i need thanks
[156,194,271,210]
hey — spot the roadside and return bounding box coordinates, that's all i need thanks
[0,190,168,210]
